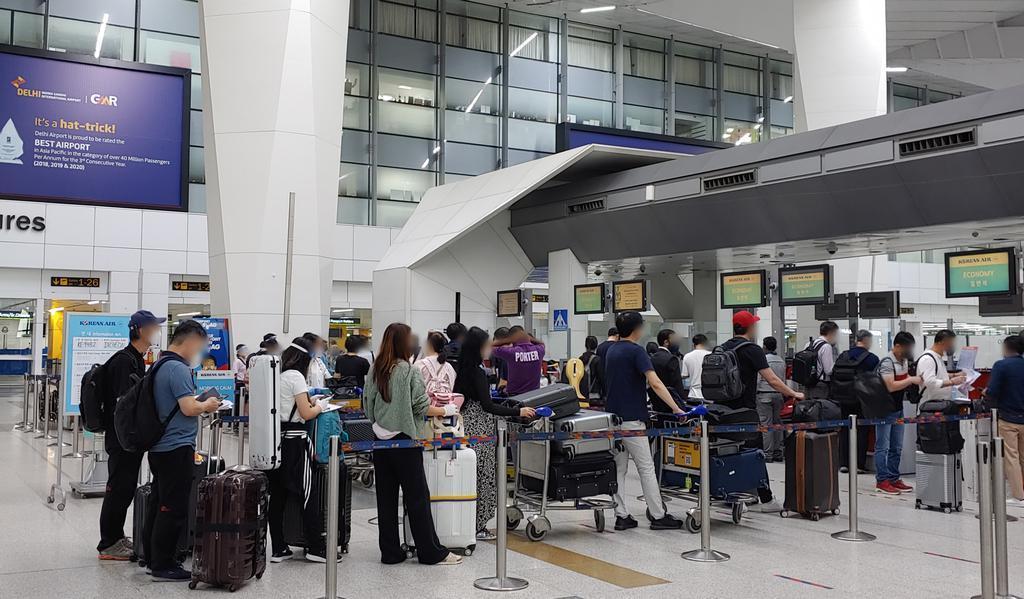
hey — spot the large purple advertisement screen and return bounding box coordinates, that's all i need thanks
[0,47,189,210]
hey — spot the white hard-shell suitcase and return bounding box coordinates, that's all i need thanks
[248,355,282,470]
[403,447,477,556]
[915,451,963,513]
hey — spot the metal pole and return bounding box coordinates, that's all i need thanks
[683,417,730,562]
[14,374,31,431]
[833,415,876,541]
[475,419,529,591]
[38,376,53,439]
[975,441,996,599]
[991,437,1022,599]
[29,375,40,433]
[237,388,247,466]
[283,191,296,334]
[67,416,85,458]
[318,435,343,599]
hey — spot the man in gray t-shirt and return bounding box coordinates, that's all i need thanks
[873,332,923,495]
[756,336,788,461]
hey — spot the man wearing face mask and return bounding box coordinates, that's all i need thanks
[96,310,165,561]
[649,328,686,413]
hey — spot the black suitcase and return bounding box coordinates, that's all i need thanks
[521,451,617,502]
[704,404,760,442]
[132,483,189,566]
[917,399,968,455]
[782,431,840,521]
[282,460,352,553]
[506,383,580,422]
[186,451,226,551]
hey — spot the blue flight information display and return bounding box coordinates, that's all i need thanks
[0,46,190,210]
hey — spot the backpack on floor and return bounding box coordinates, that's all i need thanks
[701,342,753,403]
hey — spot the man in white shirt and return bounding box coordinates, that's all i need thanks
[805,321,840,400]
[681,334,711,400]
[917,329,966,402]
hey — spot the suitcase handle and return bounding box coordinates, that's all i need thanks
[564,469,611,480]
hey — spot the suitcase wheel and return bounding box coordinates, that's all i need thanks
[731,503,743,525]
[779,510,790,519]
[594,510,605,533]
[943,507,952,514]
[256,572,263,579]
[188,581,198,590]
[464,545,474,557]
[810,513,820,522]
[228,584,239,593]
[685,514,700,534]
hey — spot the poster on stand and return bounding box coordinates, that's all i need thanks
[61,312,131,417]
[194,317,234,403]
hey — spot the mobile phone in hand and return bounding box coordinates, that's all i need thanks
[198,388,222,401]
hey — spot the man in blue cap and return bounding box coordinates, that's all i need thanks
[96,309,165,560]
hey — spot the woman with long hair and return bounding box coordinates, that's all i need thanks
[364,323,462,566]
[453,326,536,540]
[415,331,457,396]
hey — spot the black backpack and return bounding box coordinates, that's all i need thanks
[701,341,753,403]
[917,398,967,454]
[792,340,827,387]
[80,362,108,433]
[831,350,869,414]
[855,357,901,419]
[905,353,939,405]
[113,354,184,453]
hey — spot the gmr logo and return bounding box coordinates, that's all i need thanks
[89,94,118,107]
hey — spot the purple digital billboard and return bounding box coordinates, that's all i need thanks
[0,46,190,210]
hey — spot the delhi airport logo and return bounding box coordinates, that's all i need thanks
[0,118,24,165]
[10,76,26,89]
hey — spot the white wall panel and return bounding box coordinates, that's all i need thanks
[187,214,209,252]
[94,247,142,272]
[43,204,95,247]
[43,244,94,270]
[142,211,189,251]
[0,241,44,268]
[94,208,143,248]
[142,249,187,273]
[353,226,392,261]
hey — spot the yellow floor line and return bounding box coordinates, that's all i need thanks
[503,533,670,589]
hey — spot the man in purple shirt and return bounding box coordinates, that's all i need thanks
[492,326,545,396]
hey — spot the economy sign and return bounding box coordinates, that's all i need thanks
[945,248,1016,298]
[573,283,606,315]
[720,270,766,309]
[779,265,832,306]
[0,47,189,210]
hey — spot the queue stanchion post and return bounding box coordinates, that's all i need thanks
[974,441,996,599]
[29,375,41,434]
[317,435,344,599]
[66,415,85,458]
[990,437,1022,599]
[237,388,247,466]
[682,417,730,563]
[14,374,29,431]
[36,375,50,439]
[832,414,875,542]
[475,419,529,592]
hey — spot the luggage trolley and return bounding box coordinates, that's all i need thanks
[506,416,616,542]
[652,413,765,533]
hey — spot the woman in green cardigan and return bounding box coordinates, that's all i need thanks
[364,322,462,566]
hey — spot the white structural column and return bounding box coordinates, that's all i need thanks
[547,249,587,361]
[792,0,887,131]
[199,1,349,345]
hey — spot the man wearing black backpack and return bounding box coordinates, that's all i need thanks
[833,330,879,474]
[96,310,164,561]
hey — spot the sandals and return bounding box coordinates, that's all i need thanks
[436,552,463,566]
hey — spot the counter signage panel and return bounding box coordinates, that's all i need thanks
[574,283,606,315]
[945,248,1016,298]
[779,265,832,306]
[0,46,189,210]
[496,289,522,318]
[612,280,647,312]
[720,270,767,309]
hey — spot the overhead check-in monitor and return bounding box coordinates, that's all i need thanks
[814,292,857,321]
[944,248,1016,298]
[720,270,767,309]
[612,280,648,312]
[496,289,523,318]
[574,283,606,315]
[858,291,901,319]
[779,264,833,307]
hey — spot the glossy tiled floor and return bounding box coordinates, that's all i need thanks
[1,376,1019,599]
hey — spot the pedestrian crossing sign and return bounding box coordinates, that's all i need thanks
[552,309,569,331]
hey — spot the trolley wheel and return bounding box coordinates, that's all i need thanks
[464,545,475,557]
[810,513,820,522]
[685,514,701,534]
[506,506,524,531]
[779,510,790,519]
[943,507,952,514]
[832,509,840,516]
[731,503,744,524]
[915,499,922,510]
[57,502,65,511]
[956,506,963,513]
[360,471,374,487]
[506,517,521,531]
[46,495,54,505]
[594,510,605,533]
[188,581,198,590]
[525,521,547,542]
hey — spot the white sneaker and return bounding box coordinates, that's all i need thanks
[1006,498,1024,508]
[754,500,782,513]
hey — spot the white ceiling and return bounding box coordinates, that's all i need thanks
[887,0,1024,52]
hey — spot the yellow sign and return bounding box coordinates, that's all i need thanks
[49,309,64,360]
[613,280,646,312]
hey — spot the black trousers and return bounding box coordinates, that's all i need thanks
[372,435,447,565]
[145,446,193,570]
[97,442,144,551]
[266,444,324,555]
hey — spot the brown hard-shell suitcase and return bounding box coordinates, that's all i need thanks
[782,430,841,521]
[190,467,269,592]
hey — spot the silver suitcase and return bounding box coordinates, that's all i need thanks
[551,409,619,459]
[248,355,282,470]
[915,451,962,513]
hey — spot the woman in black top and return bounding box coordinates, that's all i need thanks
[335,335,371,387]
[453,327,535,539]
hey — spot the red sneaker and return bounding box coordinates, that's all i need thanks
[875,481,900,495]
[891,480,913,493]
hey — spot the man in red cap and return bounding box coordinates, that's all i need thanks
[720,310,803,512]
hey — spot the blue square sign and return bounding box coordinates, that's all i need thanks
[552,309,569,332]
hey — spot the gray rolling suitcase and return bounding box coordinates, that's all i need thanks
[550,409,620,459]
[915,451,962,514]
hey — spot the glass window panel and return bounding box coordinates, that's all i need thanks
[445,110,501,146]
[140,0,199,37]
[189,147,205,183]
[46,17,134,60]
[378,133,438,170]
[568,22,613,43]
[445,142,499,176]
[674,41,715,61]
[13,11,42,48]
[769,125,793,138]
[722,120,760,145]
[1,1,43,13]
[446,78,499,114]
[675,55,715,88]
[509,87,557,123]
[447,0,500,21]
[446,13,499,53]
[507,148,550,166]
[376,167,435,201]
[508,119,555,153]
[378,68,435,105]
[567,96,612,127]
[510,12,559,62]
[341,129,371,163]
[377,102,435,138]
[379,2,436,41]
[627,47,664,79]
[189,110,203,147]
[509,25,550,61]
[724,50,760,70]
[350,0,371,31]
[338,163,370,197]
[50,0,135,27]
[338,196,370,225]
[770,72,793,100]
[376,200,418,228]
[929,89,955,103]
[675,112,714,140]
[346,62,369,97]
[624,105,663,134]
[568,36,612,71]
[723,64,760,95]
[141,30,201,72]
[0,10,10,44]
[191,73,202,109]
[893,96,919,111]
[188,183,206,213]
[344,96,370,130]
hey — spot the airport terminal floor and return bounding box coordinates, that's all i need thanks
[2,376,1021,599]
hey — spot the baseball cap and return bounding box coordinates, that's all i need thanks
[129,309,166,329]
[732,310,760,329]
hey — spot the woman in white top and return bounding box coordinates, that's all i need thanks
[267,336,328,564]
[415,331,457,396]
[302,332,331,389]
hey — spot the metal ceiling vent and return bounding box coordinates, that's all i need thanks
[702,169,756,192]
[567,198,605,215]
[899,128,975,158]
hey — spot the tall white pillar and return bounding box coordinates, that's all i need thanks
[547,249,588,361]
[199,1,349,346]
[792,0,887,131]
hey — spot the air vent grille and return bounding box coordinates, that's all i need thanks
[702,170,756,192]
[567,198,605,215]
[899,129,975,157]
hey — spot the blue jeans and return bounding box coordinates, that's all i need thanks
[874,410,904,483]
